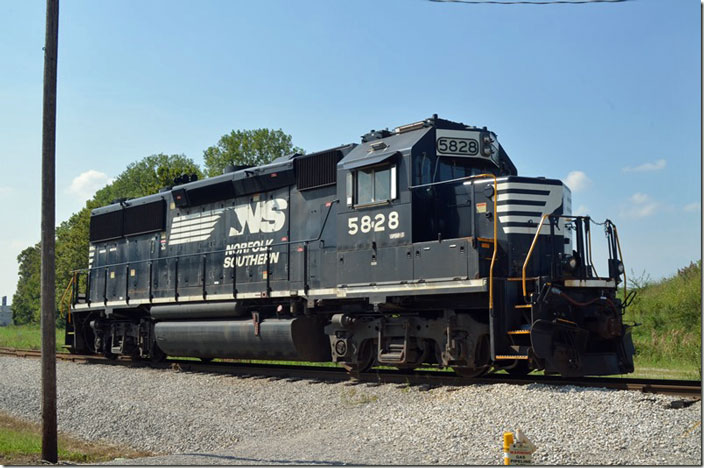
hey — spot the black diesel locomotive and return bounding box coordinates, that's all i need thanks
[66,115,635,377]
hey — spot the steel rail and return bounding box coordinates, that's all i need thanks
[1,347,700,397]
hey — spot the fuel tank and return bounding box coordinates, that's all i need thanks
[153,317,331,361]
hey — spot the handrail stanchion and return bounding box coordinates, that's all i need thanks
[265,246,271,297]
[586,218,599,278]
[85,268,91,306]
[201,254,207,300]
[174,258,179,301]
[125,264,130,304]
[232,251,238,298]
[613,224,627,301]
[148,261,153,301]
[522,214,550,300]
[103,268,108,305]
[303,242,309,295]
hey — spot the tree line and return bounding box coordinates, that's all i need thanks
[12,129,303,326]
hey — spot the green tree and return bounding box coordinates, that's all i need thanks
[55,154,203,312]
[12,245,41,325]
[90,153,203,208]
[14,154,203,326]
[203,128,303,177]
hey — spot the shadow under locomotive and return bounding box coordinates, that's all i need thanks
[63,115,635,378]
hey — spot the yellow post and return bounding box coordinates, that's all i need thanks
[503,432,514,465]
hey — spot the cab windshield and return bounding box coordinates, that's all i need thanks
[413,154,498,186]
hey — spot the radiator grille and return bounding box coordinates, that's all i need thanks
[295,150,341,191]
[123,200,165,237]
[89,210,123,242]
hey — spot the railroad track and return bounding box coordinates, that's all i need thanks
[1,347,700,398]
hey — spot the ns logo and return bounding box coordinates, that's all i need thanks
[229,198,288,237]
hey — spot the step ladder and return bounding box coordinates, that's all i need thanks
[496,302,533,360]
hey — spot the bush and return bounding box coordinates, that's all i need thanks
[623,260,701,372]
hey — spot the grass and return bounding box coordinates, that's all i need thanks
[0,324,64,352]
[0,411,151,465]
[622,260,702,380]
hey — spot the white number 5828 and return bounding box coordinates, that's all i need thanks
[348,211,399,235]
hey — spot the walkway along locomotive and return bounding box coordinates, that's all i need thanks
[64,115,635,377]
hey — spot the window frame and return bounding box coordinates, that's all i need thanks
[347,164,397,208]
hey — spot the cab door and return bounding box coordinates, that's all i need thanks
[336,160,412,287]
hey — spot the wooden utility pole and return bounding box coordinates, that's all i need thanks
[41,0,59,463]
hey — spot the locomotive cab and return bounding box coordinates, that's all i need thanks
[330,115,632,376]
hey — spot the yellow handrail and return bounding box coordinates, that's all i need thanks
[521,214,551,298]
[521,216,626,302]
[59,272,77,324]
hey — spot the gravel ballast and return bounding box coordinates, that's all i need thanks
[0,356,700,465]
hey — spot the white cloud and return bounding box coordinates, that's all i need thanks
[564,171,591,192]
[622,159,666,173]
[630,192,649,204]
[66,170,112,201]
[683,202,701,213]
[574,205,590,216]
[622,192,659,218]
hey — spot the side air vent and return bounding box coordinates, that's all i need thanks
[89,210,123,242]
[90,199,167,242]
[295,150,342,191]
[123,200,166,237]
[185,181,236,206]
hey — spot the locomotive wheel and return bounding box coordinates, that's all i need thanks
[451,334,491,378]
[149,341,166,363]
[341,340,375,375]
[506,360,531,376]
[72,313,97,354]
[102,336,117,360]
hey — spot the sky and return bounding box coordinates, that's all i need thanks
[0,0,700,301]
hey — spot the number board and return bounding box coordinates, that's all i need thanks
[436,129,481,157]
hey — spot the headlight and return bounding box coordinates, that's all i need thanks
[562,255,579,273]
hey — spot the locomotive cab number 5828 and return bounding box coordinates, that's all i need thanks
[348,211,399,235]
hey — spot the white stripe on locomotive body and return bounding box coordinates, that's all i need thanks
[168,234,212,245]
[168,208,225,245]
[495,180,568,236]
[171,214,223,228]
[169,221,220,239]
[562,187,573,254]
[496,193,553,202]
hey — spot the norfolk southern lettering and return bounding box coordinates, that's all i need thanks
[223,240,279,268]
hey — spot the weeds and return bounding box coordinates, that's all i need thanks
[623,260,702,376]
[340,388,378,407]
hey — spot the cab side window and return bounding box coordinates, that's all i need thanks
[357,168,374,205]
[348,164,397,207]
